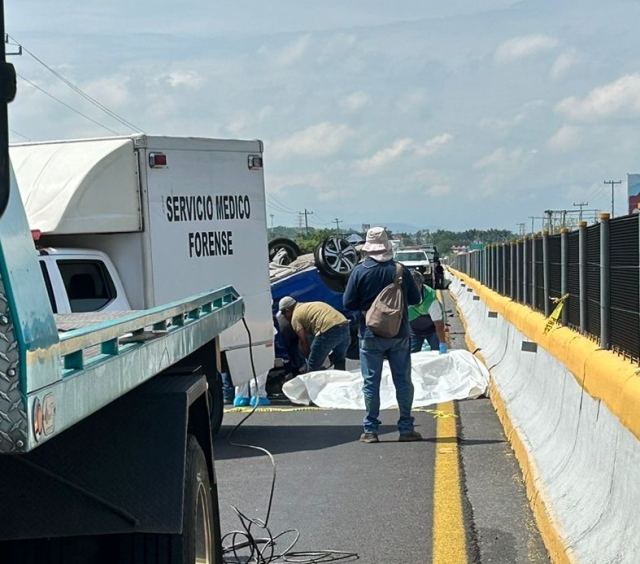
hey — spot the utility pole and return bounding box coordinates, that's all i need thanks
[604,180,622,218]
[334,218,342,235]
[269,214,274,229]
[517,222,526,237]
[573,202,588,222]
[298,209,313,235]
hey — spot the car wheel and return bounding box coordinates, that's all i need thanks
[268,238,301,264]
[314,237,358,280]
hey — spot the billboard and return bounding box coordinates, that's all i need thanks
[628,174,640,214]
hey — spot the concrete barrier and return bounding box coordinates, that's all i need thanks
[449,270,640,564]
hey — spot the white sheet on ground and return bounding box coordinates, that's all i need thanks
[282,349,489,409]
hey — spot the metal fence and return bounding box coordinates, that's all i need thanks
[452,214,640,361]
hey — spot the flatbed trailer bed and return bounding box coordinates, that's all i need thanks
[4,286,243,453]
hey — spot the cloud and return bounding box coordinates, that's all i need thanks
[550,51,579,79]
[269,122,355,159]
[162,70,202,89]
[494,34,559,64]
[415,133,453,156]
[474,147,525,169]
[356,138,413,172]
[341,91,371,112]
[547,125,582,152]
[259,35,312,67]
[425,184,452,197]
[556,73,640,122]
[480,100,545,131]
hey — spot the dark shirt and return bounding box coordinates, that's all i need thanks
[343,257,421,339]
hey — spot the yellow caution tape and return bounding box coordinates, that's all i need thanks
[419,408,458,419]
[543,293,569,334]
[224,406,323,413]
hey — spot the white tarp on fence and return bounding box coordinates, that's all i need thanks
[282,349,489,409]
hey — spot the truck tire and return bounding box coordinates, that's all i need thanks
[110,436,221,564]
[174,435,221,564]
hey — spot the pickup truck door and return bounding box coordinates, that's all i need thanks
[38,252,131,314]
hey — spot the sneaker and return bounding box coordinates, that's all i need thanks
[398,430,423,442]
[233,396,250,407]
[360,432,379,443]
[250,396,271,407]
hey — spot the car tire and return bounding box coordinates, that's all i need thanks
[314,237,358,280]
[268,238,301,264]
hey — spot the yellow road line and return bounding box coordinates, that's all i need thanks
[432,400,467,564]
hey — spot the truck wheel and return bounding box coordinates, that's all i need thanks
[209,371,224,438]
[179,435,220,564]
[114,436,221,564]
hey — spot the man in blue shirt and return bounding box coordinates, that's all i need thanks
[343,227,422,443]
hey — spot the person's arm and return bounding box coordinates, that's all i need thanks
[296,328,311,358]
[428,300,448,352]
[343,269,360,311]
[404,267,422,305]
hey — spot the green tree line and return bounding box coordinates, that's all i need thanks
[268,226,515,255]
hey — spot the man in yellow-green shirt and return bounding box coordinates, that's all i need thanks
[278,297,351,372]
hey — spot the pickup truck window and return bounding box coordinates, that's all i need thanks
[57,260,117,313]
[39,262,57,314]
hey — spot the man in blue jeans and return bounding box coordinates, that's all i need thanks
[278,296,351,372]
[343,227,422,443]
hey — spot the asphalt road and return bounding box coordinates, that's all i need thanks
[213,288,550,563]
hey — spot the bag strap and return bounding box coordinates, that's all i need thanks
[393,262,403,285]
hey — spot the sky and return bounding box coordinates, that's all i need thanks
[6,0,640,232]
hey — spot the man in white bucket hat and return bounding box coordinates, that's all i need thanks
[343,227,422,443]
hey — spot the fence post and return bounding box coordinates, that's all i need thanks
[510,242,516,298]
[500,243,507,296]
[515,240,521,302]
[560,227,569,326]
[483,247,487,285]
[531,234,537,310]
[578,221,587,334]
[522,236,528,305]
[600,213,611,349]
[543,230,550,316]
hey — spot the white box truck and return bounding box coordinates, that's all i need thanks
[9,134,275,432]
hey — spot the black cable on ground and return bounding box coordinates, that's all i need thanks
[220,317,359,563]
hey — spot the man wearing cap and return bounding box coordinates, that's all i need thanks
[343,227,423,443]
[279,297,351,372]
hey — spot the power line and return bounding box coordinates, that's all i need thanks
[268,193,297,213]
[17,73,120,135]
[8,34,143,133]
[573,201,588,222]
[266,196,297,214]
[9,128,30,141]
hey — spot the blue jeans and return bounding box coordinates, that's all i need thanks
[221,372,234,402]
[307,323,351,372]
[359,336,415,434]
[410,332,439,353]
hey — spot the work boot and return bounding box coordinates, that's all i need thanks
[360,432,379,443]
[398,430,423,442]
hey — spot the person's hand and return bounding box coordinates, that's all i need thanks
[439,343,448,355]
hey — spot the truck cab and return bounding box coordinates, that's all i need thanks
[38,246,130,314]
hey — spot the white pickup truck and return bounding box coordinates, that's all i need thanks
[10,134,275,432]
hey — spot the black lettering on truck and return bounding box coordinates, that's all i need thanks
[216,195,251,220]
[166,195,216,222]
[188,231,234,258]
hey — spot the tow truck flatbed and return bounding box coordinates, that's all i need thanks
[1,286,243,454]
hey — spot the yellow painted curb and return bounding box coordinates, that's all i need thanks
[450,268,640,444]
[432,400,467,564]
